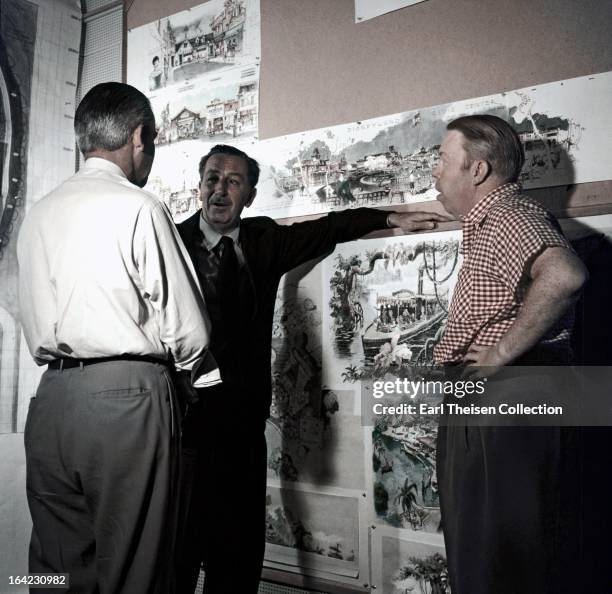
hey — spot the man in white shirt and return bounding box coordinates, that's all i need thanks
[17,82,214,594]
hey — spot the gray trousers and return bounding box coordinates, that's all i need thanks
[25,360,180,594]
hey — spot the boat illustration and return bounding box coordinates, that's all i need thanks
[362,289,447,358]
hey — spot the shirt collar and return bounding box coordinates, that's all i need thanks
[463,182,521,226]
[82,157,128,179]
[198,212,240,250]
[460,182,520,255]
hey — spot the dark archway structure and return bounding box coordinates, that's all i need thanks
[0,24,25,262]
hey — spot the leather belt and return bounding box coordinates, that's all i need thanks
[48,355,168,370]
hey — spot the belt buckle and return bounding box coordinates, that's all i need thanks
[58,358,84,371]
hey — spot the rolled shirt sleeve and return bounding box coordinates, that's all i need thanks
[493,208,571,297]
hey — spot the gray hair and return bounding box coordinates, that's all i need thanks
[447,114,525,183]
[75,82,155,154]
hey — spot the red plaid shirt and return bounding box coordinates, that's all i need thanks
[434,183,573,364]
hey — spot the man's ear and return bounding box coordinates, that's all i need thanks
[471,159,491,186]
[131,124,144,151]
[246,187,257,208]
[198,178,204,204]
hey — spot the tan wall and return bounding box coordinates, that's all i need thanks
[126,0,612,140]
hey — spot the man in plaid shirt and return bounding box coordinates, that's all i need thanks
[432,115,587,594]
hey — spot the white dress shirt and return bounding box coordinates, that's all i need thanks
[17,157,218,385]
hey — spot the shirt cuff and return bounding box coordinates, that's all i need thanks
[193,367,222,388]
[191,350,222,388]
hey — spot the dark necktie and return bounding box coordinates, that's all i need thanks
[216,236,255,335]
[194,233,254,387]
[216,235,239,295]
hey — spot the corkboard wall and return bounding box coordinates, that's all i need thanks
[126,0,612,219]
[126,0,612,140]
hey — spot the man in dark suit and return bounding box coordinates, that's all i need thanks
[176,144,447,594]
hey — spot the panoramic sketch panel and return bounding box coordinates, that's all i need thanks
[245,71,612,220]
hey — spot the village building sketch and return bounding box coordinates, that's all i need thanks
[150,64,258,145]
[322,232,462,387]
[146,159,201,222]
[371,529,449,594]
[265,485,360,576]
[128,2,261,224]
[127,0,260,95]
[245,71,612,220]
[144,136,255,222]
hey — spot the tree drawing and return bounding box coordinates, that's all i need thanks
[395,552,450,594]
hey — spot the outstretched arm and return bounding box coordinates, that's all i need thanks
[387,211,451,232]
[275,208,451,274]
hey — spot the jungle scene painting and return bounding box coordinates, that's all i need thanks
[371,410,441,533]
[323,232,461,532]
[323,232,461,385]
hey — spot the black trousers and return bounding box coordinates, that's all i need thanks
[437,421,583,594]
[436,366,585,594]
[176,385,267,594]
[25,360,180,594]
